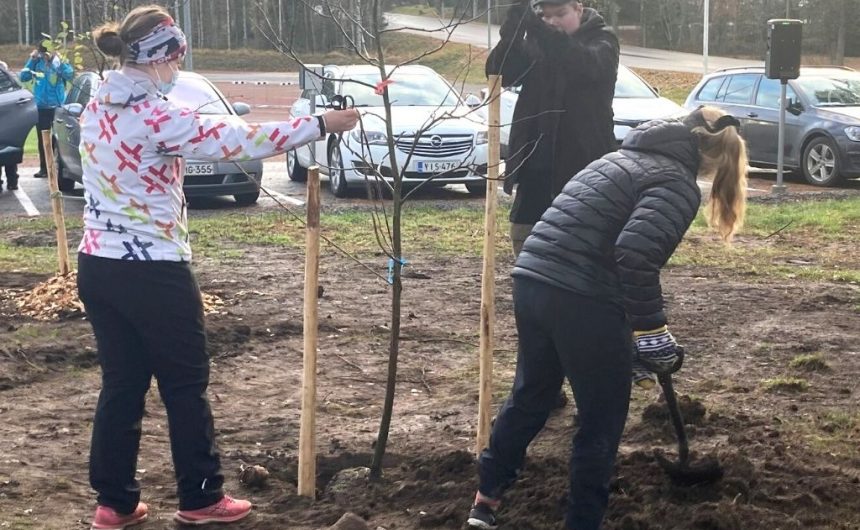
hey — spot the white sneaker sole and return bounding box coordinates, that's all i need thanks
[466,516,498,529]
[173,509,251,525]
[91,512,148,530]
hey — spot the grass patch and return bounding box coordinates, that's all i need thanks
[0,218,82,274]
[670,198,860,283]
[789,353,830,372]
[190,205,512,259]
[24,127,38,156]
[789,410,860,458]
[761,376,809,393]
[631,68,701,105]
[0,242,61,274]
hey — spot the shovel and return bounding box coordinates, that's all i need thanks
[639,347,724,486]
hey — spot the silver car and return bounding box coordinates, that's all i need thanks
[0,64,37,171]
[53,71,262,205]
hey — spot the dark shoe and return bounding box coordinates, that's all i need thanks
[6,177,17,191]
[33,172,47,179]
[467,502,498,529]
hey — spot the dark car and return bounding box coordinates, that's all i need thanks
[53,71,263,205]
[685,66,860,186]
[0,64,38,169]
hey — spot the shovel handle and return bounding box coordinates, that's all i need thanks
[657,373,689,465]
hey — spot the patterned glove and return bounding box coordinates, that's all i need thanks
[634,326,683,375]
[632,358,657,390]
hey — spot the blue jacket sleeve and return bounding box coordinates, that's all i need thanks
[19,58,36,82]
[57,60,74,82]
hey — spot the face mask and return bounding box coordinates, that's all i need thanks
[156,66,179,94]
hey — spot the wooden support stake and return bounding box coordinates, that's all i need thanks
[298,165,321,497]
[42,130,70,276]
[477,75,502,456]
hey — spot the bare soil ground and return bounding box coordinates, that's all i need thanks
[1,234,859,529]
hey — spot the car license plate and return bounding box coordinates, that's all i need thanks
[185,163,215,176]
[416,160,458,174]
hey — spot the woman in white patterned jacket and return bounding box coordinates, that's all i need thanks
[78,5,358,529]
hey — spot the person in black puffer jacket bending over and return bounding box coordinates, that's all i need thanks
[466,106,748,530]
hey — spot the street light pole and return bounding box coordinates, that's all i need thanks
[183,0,193,71]
[703,0,710,74]
[487,0,492,49]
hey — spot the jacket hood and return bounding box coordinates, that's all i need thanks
[577,8,606,34]
[97,69,160,107]
[620,120,700,174]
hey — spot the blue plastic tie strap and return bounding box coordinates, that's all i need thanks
[387,257,409,284]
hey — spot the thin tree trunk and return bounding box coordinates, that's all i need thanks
[369,0,404,481]
[242,0,248,47]
[70,0,76,35]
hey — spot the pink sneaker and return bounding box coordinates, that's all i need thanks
[173,495,252,525]
[91,502,148,530]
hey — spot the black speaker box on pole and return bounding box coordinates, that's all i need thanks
[765,19,802,80]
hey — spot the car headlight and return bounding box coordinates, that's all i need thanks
[844,126,860,142]
[476,130,489,145]
[351,129,387,145]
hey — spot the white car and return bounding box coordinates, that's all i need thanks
[492,65,687,157]
[289,65,489,197]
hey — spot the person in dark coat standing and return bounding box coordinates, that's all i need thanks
[486,0,619,255]
[466,106,749,530]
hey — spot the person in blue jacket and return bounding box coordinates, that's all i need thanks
[19,43,74,179]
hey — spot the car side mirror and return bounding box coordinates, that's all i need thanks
[650,84,661,95]
[232,102,251,116]
[464,93,482,108]
[787,99,803,116]
[64,102,83,117]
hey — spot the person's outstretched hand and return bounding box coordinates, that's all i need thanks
[322,109,360,133]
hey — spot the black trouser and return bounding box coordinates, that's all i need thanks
[36,107,55,175]
[478,277,632,530]
[1,163,18,188]
[77,253,224,514]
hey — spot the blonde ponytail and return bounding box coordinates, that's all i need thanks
[690,106,749,243]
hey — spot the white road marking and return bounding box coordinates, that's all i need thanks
[12,187,40,217]
[263,188,305,206]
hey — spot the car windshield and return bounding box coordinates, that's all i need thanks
[168,77,232,114]
[614,67,658,98]
[340,72,461,107]
[796,73,860,106]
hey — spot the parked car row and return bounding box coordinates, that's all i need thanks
[33,62,860,208]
